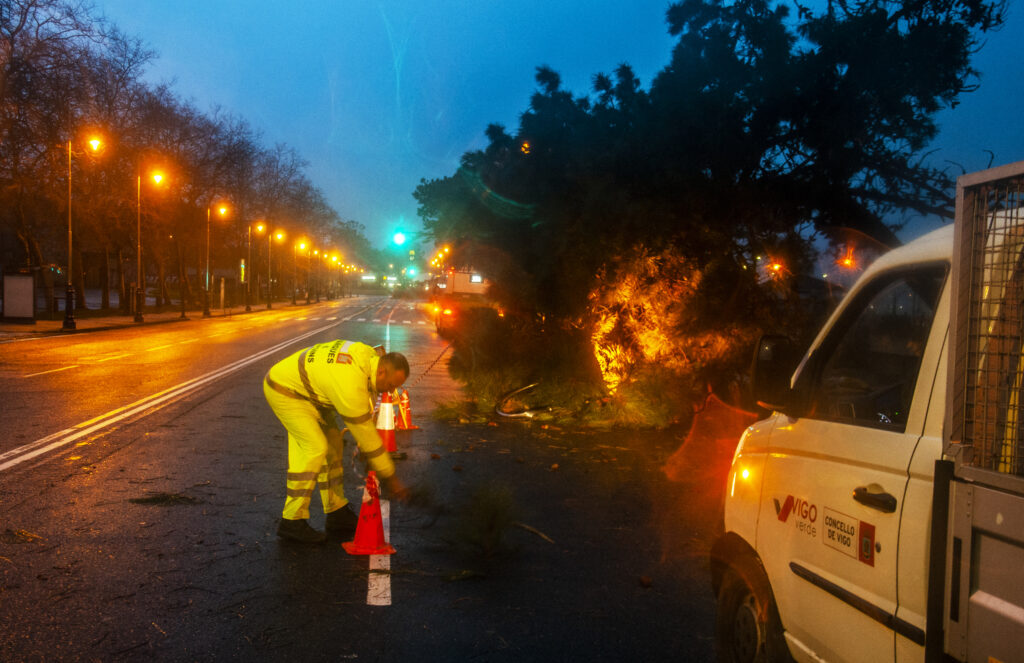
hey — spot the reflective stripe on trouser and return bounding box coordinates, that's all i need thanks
[263,380,348,520]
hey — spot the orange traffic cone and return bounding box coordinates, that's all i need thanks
[342,471,396,555]
[376,391,396,452]
[397,388,419,430]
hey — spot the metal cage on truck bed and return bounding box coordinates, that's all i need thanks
[949,162,1024,482]
[940,161,1024,662]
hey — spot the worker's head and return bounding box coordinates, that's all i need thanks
[376,352,410,393]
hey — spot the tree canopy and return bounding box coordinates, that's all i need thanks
[416,0,1005,411]
[0,0,376,308]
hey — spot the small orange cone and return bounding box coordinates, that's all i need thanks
[396,388,419,430]
[342,471,396,555]
[376,391,396,452]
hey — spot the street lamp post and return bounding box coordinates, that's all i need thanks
[175,233,188,320]
[305,248,312,305]
[135,170,164,323]
[64,137,101,330]
[245,223,253,312]
[292,242,302,306]
[314,250,321,303]
[135,172,144,322]
[257,226,283,309]
[65,141,76,330]
[203,204,228,317]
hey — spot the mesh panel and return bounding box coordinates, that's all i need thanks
[958,179,1024,475]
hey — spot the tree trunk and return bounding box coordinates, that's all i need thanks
[101,246,110,310]
[157,260,169,307]
[23,234,53,315]
[73,247,87,310]
[176,240,187,311]
[117,247,128,313]
[139,249,146,308]
[194,256,203,307]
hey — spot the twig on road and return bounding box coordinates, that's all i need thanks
[512,521,555,543]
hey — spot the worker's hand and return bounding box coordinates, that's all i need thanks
[384,475,411,503]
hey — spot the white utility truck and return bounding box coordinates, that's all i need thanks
[711,161,1024,663]
[430,269,493,334]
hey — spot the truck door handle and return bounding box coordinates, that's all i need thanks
[853,485,897,513]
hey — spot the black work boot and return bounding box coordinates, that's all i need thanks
[277,517,326,543]
[325,506,359,535]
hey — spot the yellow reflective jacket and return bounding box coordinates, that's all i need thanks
[267,339,395,478]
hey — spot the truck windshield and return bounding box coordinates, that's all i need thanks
[804,265,947,431]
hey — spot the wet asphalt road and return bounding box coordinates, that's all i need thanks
[0,297,726,661]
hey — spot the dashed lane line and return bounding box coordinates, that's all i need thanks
[22,365,79,378]
[95,353,130,363]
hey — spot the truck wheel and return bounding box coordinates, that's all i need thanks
[715,565,792,663]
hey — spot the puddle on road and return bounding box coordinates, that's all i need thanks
[128,492,201,506]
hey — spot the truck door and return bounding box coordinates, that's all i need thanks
[758,264,947,662]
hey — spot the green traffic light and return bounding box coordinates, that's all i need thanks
[393,231,406,245]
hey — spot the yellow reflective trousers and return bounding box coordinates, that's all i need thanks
[263,380,348,520]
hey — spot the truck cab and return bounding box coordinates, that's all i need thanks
[713,225,951,663]
[713,161,1024,663]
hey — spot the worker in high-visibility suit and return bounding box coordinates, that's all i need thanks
[263,339,410,543]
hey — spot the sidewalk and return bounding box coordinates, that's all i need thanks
[0,298,331,341]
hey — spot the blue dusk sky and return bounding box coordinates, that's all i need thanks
[96,0,1024,248]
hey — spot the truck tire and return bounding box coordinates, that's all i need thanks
[715,564,793,663]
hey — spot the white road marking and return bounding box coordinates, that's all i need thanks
[0,315,360,473]
[23,365,79,378]
[96,353,130,363]
[367,500,392,606]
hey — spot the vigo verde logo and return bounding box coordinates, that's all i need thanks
[774,495,817,538]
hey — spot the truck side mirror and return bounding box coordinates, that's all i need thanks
[751,335,800,412]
